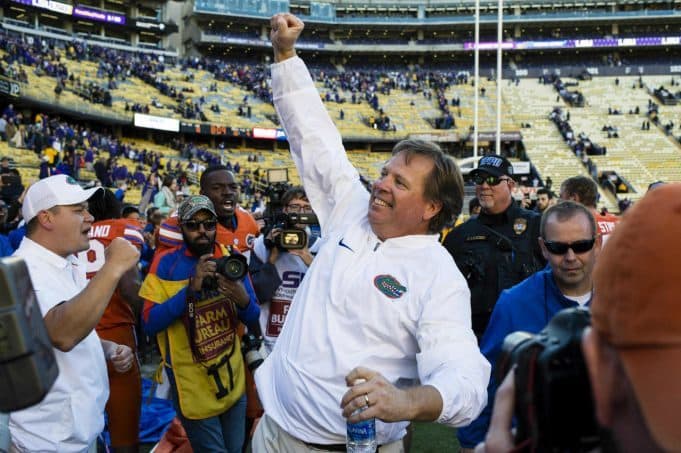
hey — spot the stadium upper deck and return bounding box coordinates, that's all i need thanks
[0,0,179,54]
[185,0,681,78]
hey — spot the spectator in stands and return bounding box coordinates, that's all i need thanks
[114,181,128,202]
[1,170,24,205]
[444,155,546,340]
[535,187,554,214]
[132,165,146,187]
[0,115,7,141]
[5,119,17,148]
[139,172,160,214]
[560,175,619,244]
[153,175,178,215]
[0,200,15,257]
[39,156,50,179]
[140,195,260,453]
[94,156,112,187]
[0,157,11,174]
[458,201,600,450]
[0,181,22,236]
[9,175,139,452]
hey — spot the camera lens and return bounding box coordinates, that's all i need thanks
[225,258,246,279]
[215,254,248,281]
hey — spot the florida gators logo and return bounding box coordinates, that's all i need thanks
[373,275,407,299]
[246,233,256,250]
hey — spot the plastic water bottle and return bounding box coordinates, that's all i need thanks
[346,379,378,453]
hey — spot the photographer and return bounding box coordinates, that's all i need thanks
[249,186,318,353]
[477,184,681,453]
[140,195,260,453]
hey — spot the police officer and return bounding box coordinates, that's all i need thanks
[443,155,545,340]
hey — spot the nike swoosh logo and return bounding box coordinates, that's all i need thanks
[338,238,354,252]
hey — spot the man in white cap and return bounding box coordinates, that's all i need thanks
[8,174,140,452]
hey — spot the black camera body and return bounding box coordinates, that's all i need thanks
[0,257,58,412]
[202,254,248,290]
[241,332,265,372]
[498,308,600,452]
[240,321,265,372]
[265,212,319,251]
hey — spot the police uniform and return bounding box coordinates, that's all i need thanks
[444,196,545,340]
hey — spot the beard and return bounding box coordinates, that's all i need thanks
[217,213,234,227]
[182,231,215,257]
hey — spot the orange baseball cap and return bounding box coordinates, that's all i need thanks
[591,183,681,450]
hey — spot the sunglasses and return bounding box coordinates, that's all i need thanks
[182,219,217,232]
[543,238,596,255]
[473,174,511,186]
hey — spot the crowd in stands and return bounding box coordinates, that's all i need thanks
[550,107,606,159]
[542,74,586,107]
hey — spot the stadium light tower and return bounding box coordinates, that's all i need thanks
[496,0,504,156]
[473,0,480,162]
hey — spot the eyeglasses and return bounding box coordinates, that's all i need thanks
[286,203,312,213]
[473,174,511,186]
[182,219,218,232]
[543,238,596,255]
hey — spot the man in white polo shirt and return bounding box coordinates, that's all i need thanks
[252,14,490,451]
[9,175,140,452]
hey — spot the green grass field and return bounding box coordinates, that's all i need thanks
[410,422,460,452]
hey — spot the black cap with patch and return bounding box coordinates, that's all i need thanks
[470,155,514,178]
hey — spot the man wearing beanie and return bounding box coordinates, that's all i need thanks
[477,183,681,452]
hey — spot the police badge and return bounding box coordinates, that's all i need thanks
[513,218,528,235]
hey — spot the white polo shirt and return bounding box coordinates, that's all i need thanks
[254,57,490,445]
[10,238,109,452]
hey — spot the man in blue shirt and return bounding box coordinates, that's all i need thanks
[458,200,601,450]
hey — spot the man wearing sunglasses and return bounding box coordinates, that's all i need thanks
[443,155,545,341]
[140,195,260,453]
[457,200,601,451]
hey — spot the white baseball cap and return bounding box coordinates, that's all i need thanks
[22,175,101,223]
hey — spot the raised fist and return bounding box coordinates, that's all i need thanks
[270,13,304,62]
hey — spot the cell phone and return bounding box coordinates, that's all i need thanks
[1,174,20,185]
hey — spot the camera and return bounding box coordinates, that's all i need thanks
[0,257,58,411]
[264,212,319,251]
[241,322,265,372]
[498,308,600,452]
[202,254,248,290]
[260,182,319,251]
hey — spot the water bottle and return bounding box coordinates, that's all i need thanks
[346,379,378,453]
